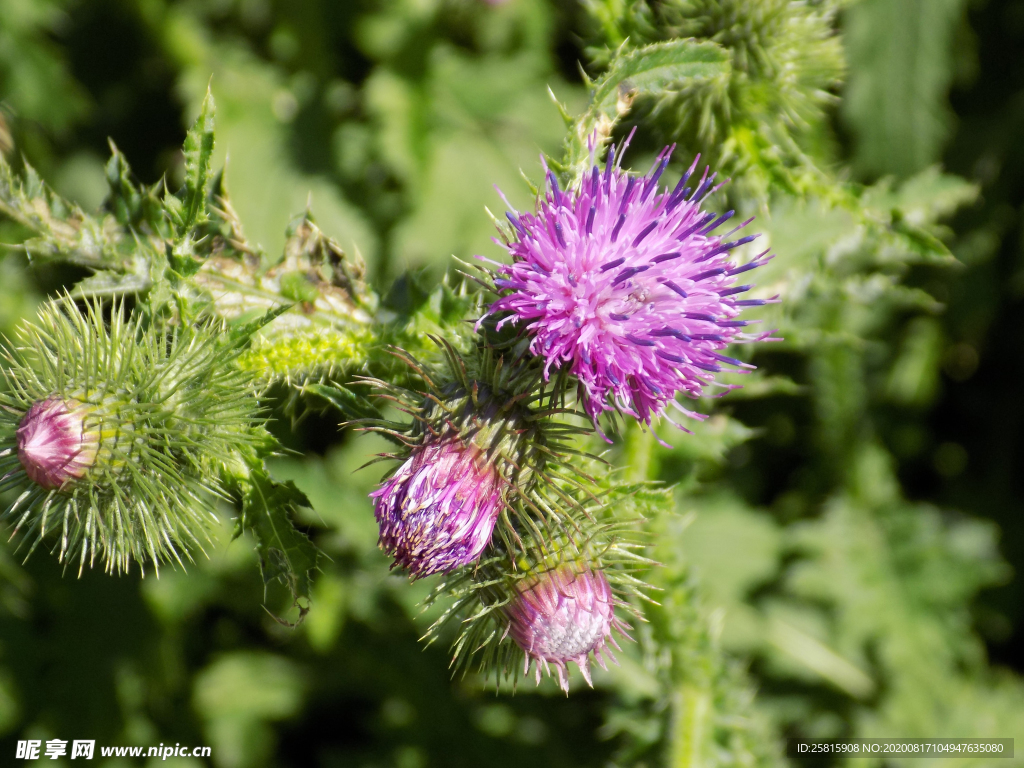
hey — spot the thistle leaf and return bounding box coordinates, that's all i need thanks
[71,262,153,299]
[302,382,381,422]
[564,40,730,182]
[0,154,130,270]
[104,141,143,228]
[180,87,216,232]
[843,0,969,178]
[226,304,294,351]
[592,40,729,112]
[239,465,320,616]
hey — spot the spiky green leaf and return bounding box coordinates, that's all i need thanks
[563,40,729,182]
[303,382,380,422]
[239,466,320,614]
[180,88,216,231]
[71,265,152,298]
[843,0,969,178]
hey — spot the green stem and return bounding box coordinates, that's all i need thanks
[668,684,711,768]
[624,423,655,482]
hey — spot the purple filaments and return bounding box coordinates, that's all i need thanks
[16,397,99,490]
[371,434,505,578]
[487,144,777,428]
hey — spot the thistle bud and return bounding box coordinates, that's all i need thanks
[505,565,627,692]
[0,298,261,574]
[365,343,565,578]
[371,433,504,578]
[16,397,99,489]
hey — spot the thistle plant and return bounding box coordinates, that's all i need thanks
[0,27,780,689]
[421,472,652,693]
[360,339,597,577]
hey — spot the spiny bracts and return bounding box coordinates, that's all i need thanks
[419,480,656,691]
[362,340,590,577]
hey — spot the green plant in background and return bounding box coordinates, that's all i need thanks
[0,0,1021,767]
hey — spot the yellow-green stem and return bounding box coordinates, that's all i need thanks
[624,423,655,482]
[668,684,711,768]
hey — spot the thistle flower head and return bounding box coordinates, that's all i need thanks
[505,565,628,692]
[16,397,99,489]
[371,432,504,578]
[0,297,261,574]
[362,340,589,578]
[488,142,777,428]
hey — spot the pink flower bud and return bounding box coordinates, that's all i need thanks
[505,566,628,692]
[16,397,99,490]
[371,433,505,578]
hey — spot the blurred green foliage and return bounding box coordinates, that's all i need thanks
[0,0,1023,767]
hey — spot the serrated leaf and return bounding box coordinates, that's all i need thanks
[888,215,957,264]
[0,155,129,270]
[226,304,293,350]
[167,233,204,279]
[592,40,729,112]
[302,382,381,422]
[240,466,320,615]
[890,165,979,221]
[180,88,216,232]
[564,40,729,181]
[104,140,142,228]
[70,268,152,298]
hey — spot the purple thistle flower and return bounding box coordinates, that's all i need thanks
[505,566,629,692]
[16,397,99,490]
[370,433,505,578]
[487,142,777,429]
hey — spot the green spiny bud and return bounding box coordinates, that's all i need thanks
[0,296,262,574]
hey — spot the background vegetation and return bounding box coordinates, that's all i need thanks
[0,0,1021,766]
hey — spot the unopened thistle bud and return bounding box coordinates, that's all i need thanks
[505,565,628,692]
[16,397,99,489]
[422,480,650,691]
[364,342,571,578]
[371,432,504,578]
[0,297,261,574]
